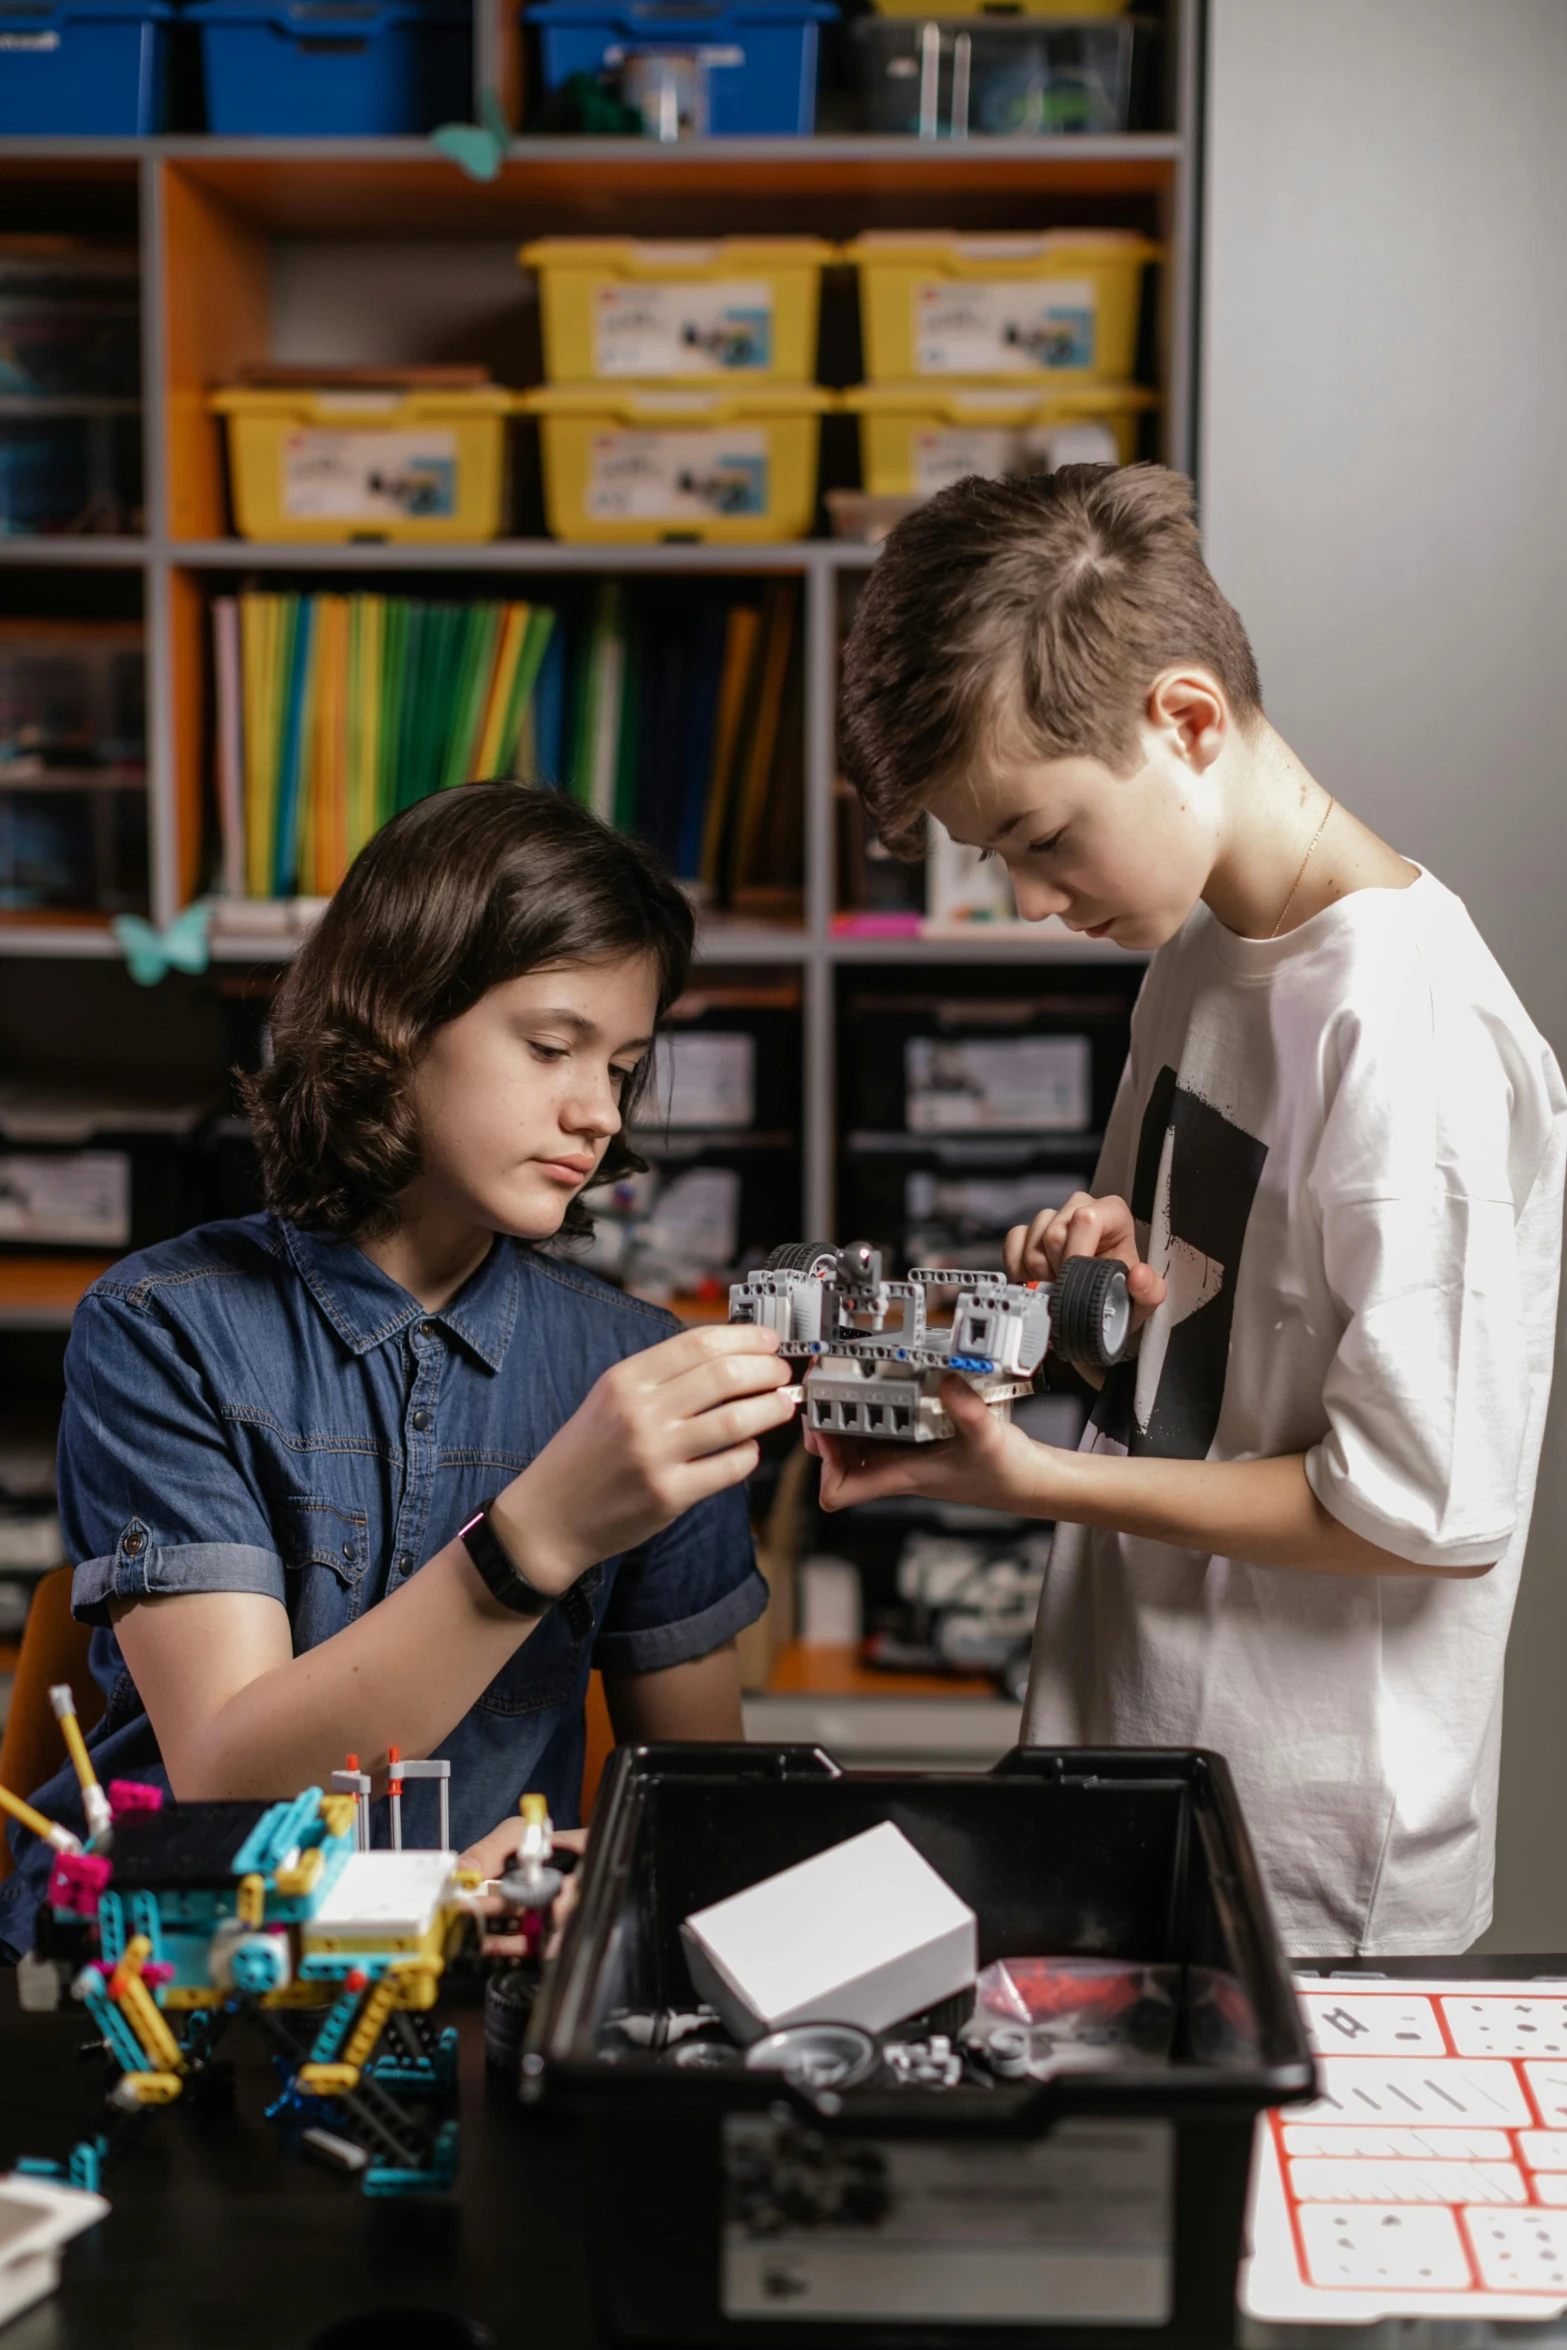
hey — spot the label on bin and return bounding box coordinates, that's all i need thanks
[594,281,774,376]
[587,429,768,523]
[915,279,1096,374]
[282,430,458,522]
[0,1152,129,1247]
[722,2112,1173,2324]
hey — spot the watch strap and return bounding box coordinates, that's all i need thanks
[459,1499,561,1620]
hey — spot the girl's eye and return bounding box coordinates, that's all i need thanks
[611,1064,639,1090]
[529,1041,569,1064]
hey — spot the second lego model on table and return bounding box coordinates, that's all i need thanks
[729,1239,1130,1442]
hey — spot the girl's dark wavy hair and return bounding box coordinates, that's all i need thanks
[242,782,695,1242]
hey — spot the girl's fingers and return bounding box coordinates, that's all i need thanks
[677,1387,801,1460]
[644,1321,784,1387]
[663,1346,797,1418]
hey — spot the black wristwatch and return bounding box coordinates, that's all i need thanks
[458,1497,563,1619]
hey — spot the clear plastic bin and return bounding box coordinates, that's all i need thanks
[521,238,838,384]
[848,228,1160,384]
[210,383,514,543]
[854,12,1140,134]
[846,381,1157,498]
[524,383,833,544]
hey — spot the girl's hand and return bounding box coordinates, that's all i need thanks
[492,1323,797,1594]
[810,1373,1062,1518]
[1004,1190,1167,1326]
[460,1821,588,1961]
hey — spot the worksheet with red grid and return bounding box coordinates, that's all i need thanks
[1242,1979,1567,2323]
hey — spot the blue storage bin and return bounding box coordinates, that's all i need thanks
[526,0,837,136]
[189,0,472,134]
[0,0,170,133]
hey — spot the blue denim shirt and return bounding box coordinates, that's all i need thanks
[0,1213,763,1960]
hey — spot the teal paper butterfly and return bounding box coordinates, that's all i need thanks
[112,900,212,988]
[431,90,512,183]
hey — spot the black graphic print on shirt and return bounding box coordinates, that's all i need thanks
[1093,1063,1269,1459]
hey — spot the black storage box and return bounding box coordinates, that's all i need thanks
[526,1744,1315,2349]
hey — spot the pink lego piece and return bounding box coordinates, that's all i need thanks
[142,1962,175,1986]
[49,1849,113,1914]
[107,1780,164,1818]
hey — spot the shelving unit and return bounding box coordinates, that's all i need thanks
[1,26,1199,1234]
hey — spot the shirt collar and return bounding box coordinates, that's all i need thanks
[279,1220,519,1371]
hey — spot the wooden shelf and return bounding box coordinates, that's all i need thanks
[767,1640,998,1701]
[0,1256,118,1329]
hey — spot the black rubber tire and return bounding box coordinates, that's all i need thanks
[1052,1256,1133,1370]
[765,1241,838,1275]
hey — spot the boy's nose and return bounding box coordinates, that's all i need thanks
[1013,871,1073,922]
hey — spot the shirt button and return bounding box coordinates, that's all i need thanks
[411,1408,431,1432]
[419,1321,437,1339]
[123,1530,145,1556]
[398,1554,414,1576]
[342,1541,355,1561]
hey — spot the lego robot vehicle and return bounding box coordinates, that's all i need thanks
[730,1241,1131,1444]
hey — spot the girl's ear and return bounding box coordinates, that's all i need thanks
[1145,666,1227,770]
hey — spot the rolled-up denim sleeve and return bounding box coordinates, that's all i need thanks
[61,1288,285,1628]
[593,1483,766,1675]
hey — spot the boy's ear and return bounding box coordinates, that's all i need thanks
[1145,667,1228,770]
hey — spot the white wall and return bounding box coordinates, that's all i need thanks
[1200,0,1567,1947]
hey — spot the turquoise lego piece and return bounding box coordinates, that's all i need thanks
[97,1890,126,1966]
[233,1788,327,1878]
[75,1969,151,2077]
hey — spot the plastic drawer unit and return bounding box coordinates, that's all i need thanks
[0,0,171,133]
[188,0,471,134]
[522,1743,1315,2349]
[210,383,514,543]
[522,238,838,385]
[525,383,833,543]
[846,381,1158,499]
[848,229,1161,385]
[525,0,839,137]
[853,11,1142,137]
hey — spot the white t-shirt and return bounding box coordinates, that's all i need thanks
[1022,869,1566,1956]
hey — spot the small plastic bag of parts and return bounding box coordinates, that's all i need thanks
[964,1957,1179,2077]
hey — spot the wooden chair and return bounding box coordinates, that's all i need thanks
[0,1565,102,1883]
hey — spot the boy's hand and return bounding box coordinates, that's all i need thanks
[492,1324,797,1594]
[1004,1190,1166,1326]
[809,1373,1057,1517]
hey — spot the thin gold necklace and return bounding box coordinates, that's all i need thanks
[1270,792,1335,939]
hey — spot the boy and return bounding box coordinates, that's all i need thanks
[824,464,1565,1955]
[0,784,794,1960]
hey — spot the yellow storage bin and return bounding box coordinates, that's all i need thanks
[211,382,514,543]
[524,383,835,544]
[846,381,1158,498]
[520,238,838,386]
[846,230,1161,385]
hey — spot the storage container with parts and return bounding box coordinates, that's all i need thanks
[524,383,833,544]
[848,229,1161,385]
[523,1742,1315,2347]
[521,238,838,386]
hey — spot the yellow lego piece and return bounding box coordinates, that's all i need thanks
[118,1974,188,2076]
[453,1868,484,1890]
[318,1794,357,1840]
[274,1846,324,1898]
[297,2060,360,2096]
[119,2071,184,2106]
[341,1972,400,2070]
[237,1873,265,1927]
[520,1793,548,1828]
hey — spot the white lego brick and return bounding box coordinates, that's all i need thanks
[0,2176,109,2330]
[306,1849,455,1938]
[680,1822,976,2045]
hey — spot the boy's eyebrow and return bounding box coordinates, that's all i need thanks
[986,810,1035,847]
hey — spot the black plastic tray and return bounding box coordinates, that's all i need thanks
[526,1744,1316,2348]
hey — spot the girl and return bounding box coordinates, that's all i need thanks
[0,784,793,1956]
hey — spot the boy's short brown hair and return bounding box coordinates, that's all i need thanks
[839,463,1264,854]
[243,782,694,1241]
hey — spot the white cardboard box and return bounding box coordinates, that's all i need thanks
[680,1821,976,2044]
